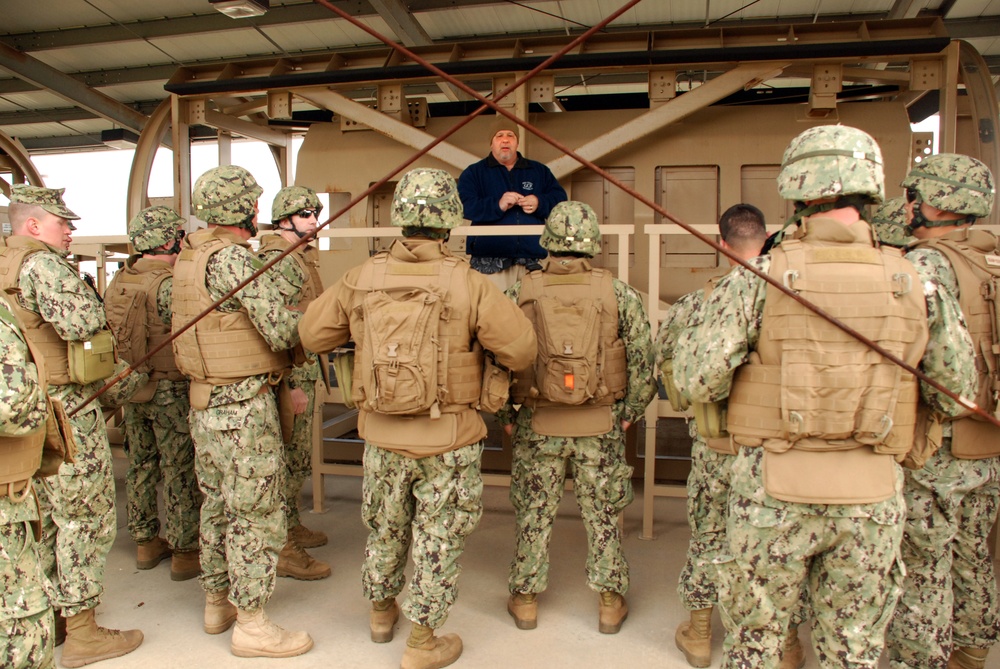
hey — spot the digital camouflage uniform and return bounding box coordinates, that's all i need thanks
[674,126,978,669]
[656,289,733,612]
[108,207,201,556]
[885,154,1000,669]
[0,298,54,669]
[299,168,536,643]
[502,270,655,599]
[177,168,301,612]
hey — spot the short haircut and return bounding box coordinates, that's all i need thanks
[7,202,43,232]
[719,203,767,252]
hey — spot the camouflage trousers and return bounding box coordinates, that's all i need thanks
[720,448,905,669]
[678,432,734,610]
[124,389,201,550]
[508,420,634,596]
[361,441,484,630]
[190,391,286,611]
[36,401,116,618]
[282,380,315,530]
[0,515,54,669]
[885,441,1000,668]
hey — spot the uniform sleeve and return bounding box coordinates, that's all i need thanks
[259,247,307,307]
[905,247,979,415]
[614,280,656,424]
[673,258,769,403]
[206,245,301,351]
[496,281,524,426]
[654,290,703,370]
[157,276,173,327]
[0,320,46,436]
[20,253,106,341]
[299,274,355,355]
[470,272,536,372]
[534,164,567,220]
[457,162,504,224]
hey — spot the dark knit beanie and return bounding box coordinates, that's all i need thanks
[490,116,519,140]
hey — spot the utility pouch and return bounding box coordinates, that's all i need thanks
[38,396,76,477]
[478,356,510,414]
[693,401,727,439]
[332,348,356,409]
[531,405,613,437]
[67,329,117,385]
[661,359,690,412]
[901,407,943,469]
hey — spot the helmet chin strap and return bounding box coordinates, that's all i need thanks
[280,221,311,240]
[146,238,182,256]
[905,196,976,234]
[241,215,258,237]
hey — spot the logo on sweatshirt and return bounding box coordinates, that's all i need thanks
[522,181,534,191]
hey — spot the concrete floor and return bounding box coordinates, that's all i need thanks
[64,462,997,669]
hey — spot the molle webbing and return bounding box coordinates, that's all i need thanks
[0,238,71,384]
[172,229,290,385]
[917,230,1000,457]
[727,233,925,455]
[105,263,182,381]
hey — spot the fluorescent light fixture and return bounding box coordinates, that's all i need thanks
[100,128,140,149]
[210,0,269,18]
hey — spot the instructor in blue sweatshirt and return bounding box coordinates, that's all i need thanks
[458,117,567,291]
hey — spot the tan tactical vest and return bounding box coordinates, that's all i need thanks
[350,251,483,416]
[913,228,1000,458]
[727,218,928,459]
[512,258,627,414]
[105,257,183,383]
[171,227,291,387]
[0,236,72,384]
[257,234,325,310]
[0,297,46,498]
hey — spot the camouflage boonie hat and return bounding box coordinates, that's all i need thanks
[192,165,263,228]
[870,196,912,248]
[271,186,322,224]
[540,201,601,256]
[902,153,994,219]
[10,184,80,229]
[391,168,463,229]
[128,206,184,252]
[778,125,884,204]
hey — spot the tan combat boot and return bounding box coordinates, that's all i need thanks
[507,592,538,630]
[400,623,463,669]
[288,522,328,548]
[60,608,143,668]
[276,539,331,580]
[675,607,712,667]
[948,646,990,669]
[135,536,171,570]
[204,589,237,635]
[370,598,399,643]
[779,625,806,669]
[598,591,629,634]
[230,608,313,658]
[170,549,200,582]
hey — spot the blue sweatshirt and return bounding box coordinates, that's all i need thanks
[458,152,567,260]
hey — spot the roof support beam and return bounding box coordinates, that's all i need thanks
[0,41,147,134]
[294,88,477,171]
[547,62,790,180]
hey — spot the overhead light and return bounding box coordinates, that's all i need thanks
[101,128,140,149]
[210,0,269,18]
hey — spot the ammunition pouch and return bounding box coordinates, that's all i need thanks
[901,406,944,470]
[331,348,356,409]
[67,329,117,385]
[478,355,511,414]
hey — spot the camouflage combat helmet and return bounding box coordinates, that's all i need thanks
[390,168,464,229]
[192,165,263,231]
[128,205,184,253]
[778,125,884,204]
[870,196,912,248]
[540,201,602,257]
[901,153,994,228]
[271,186,323,224]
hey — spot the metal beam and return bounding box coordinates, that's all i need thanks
[547,62,790,180]
[0,41,147,134]
[368,0,433,46]
[294,88,478,171]
[201,109,288,147]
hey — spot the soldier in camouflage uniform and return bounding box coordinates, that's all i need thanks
[871,196,913,249]
[656,203,768,668]
[173,166,311,658]
[0,296,55,669]
[500,200,656,635]
[0,184,144,667]
[885,154,1000,669]
[104,206,202,581]
[300,168,536,669]
[257,186,331,582]
[673,126,978,669]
